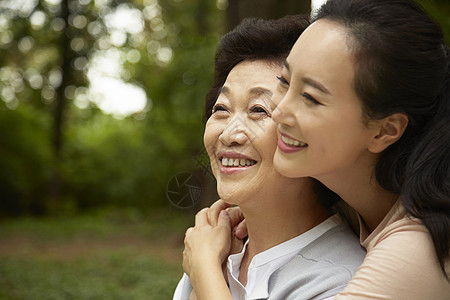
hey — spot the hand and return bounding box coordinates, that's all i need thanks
[182,208,232,277]
[206,199,248,253]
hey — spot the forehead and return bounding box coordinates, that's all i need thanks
[286,19,356,95]
[289,20,353,67]
[223,60,282,91]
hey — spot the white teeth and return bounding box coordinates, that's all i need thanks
[221,157,256,167]
[281,136,307,147]
[233,159,239,166]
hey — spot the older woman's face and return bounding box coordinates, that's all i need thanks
[204,60,293,204]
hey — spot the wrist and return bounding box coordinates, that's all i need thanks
[190,256,223,288]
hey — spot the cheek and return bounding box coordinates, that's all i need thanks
[308,116,369,160]
[203,124,219,156]
[251,122,278,159]
[203,126,220,177]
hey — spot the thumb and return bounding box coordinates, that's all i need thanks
[217,210,231,228]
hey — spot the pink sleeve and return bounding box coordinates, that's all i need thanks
[335,224,450,299]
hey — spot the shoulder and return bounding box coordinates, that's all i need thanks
[337,217,450,299]
[301,222,366,269]
[268,223,366,300]
[366,215,438,265]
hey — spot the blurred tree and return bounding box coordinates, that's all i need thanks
[225,0,311,30]
[0,0,448,216]
[0,0,227,215]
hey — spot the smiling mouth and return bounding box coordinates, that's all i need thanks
[220,157,257,167]
[281,135,308,147]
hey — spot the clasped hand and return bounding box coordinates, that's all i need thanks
[182,200,247,278]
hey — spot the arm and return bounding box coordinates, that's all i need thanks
[182,208,233,300]
[335,223,450,299]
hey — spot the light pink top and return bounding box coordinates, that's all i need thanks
[335,200,450,299]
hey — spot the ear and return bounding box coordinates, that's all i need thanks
[368,113,408,153]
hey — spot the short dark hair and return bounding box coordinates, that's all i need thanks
[203,15,310,123]
[315,0,450,274]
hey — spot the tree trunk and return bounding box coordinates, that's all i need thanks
[50,0,72,203]
[226,0,311,30]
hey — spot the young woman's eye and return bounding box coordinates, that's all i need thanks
[212,104,227,113]
[302,93,321,105]
[276,75,289,86]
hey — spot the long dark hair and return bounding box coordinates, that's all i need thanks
[315,0,450,274]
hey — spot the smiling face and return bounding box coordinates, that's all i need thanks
[204,60,302,205]
[272,19,380,181]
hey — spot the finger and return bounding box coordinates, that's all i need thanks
[217,210,231,228]
[207,199,232,226]
[230,234,244,255]
[184,227,194,245]
[185,227,194,237]
[235,219,248,239]
[182,249,190,276]
[226,206,245,228]
[195,208,209,226]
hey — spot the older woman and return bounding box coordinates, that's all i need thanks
[173,15,365,300]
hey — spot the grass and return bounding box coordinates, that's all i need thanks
[0,207,193,300]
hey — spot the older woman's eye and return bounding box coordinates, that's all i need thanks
[212,104,227,113]
[250,106,270,115]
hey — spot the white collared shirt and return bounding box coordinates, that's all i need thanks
[173,214,341,300]
[227,214,341,300]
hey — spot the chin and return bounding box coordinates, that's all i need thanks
[217,189,239,205]
[217,186,251,206]
[274,155,301,178]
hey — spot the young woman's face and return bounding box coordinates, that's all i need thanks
[273,19,379,180]
[204,60,302,204]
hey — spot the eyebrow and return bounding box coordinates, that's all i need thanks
[220,86,229,95]
[248,87,272,98]
[302,77,331,95]
[220,86,272,98]
[284,60,331,95]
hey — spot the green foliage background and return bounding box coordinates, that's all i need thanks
[0,0,223,215]
[0,0,448,216]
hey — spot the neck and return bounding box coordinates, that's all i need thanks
[240,179,330,259]
[316,158,397,233]
[235,178,331,286]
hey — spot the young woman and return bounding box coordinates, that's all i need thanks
[273,0,450,297]
[183,0,450,298]
[174,16,365,300]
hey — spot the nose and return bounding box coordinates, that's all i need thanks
[219,116,249,146]
[273,92,297,127]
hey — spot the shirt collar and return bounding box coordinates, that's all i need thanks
[250,214,341,268]
[227,214,341,300]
